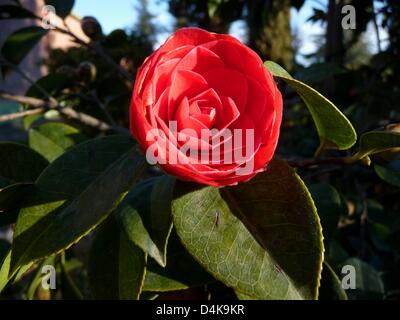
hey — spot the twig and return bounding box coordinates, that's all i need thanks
[372,2,382,53]
[0,93,52,108]
[60,107,112,131]
[23,12,133,81]
[0,93,112,131]
[0,108,45,122]
[87,91,118,128]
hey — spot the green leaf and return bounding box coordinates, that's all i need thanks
[172,157,324,300]
[0,144,47,226]
[29,122,87,162]
[118,175,175,267]
[319,262,347,300]
[0,183,32,211]
[235,291,256,300]
[0,183,33,226]
[26,256,55,300]
[0,240,10,264]
[88,215,146,300]
[352,131,400,162]
[0,5,37,20]
[10,135,145,273]
[0,249,33,293]
[341,258,385,300]
[143,233,213,292]
[374,164,400,187]
[0,250,11,293]
[309,183,343,247]
[45,0,75,18]
[59,253,83,300]
[264,61,356,150]
[0,142,48,188]
[1,26,48,77]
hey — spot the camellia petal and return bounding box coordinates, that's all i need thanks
[130,27,283,187]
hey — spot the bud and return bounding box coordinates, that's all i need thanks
[77,61,97,83]
[81,16,102,40]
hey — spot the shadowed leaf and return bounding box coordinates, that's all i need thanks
[10,135,145,273]
[172,157,324,300]
[88,215,146,300]
[264,61,356,150]
[118,175,175,267]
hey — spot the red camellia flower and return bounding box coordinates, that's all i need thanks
[130,28,282,187]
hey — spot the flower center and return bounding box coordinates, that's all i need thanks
[189,99,216,128]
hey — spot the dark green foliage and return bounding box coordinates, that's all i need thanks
[0,0,399,301]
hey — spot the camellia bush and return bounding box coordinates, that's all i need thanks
[0,1,400,300]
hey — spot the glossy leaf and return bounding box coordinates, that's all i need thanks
[45,0,75,18]
[88,215,146,300]
[0,142,45,226]
[172,157,324,300]
[309,183,343,247]
[374,164,400,187]
[118,175,175,267]
[143,233,213,292]
[319,262,347,300]
[0,142,48,188]
[0,5,37,20]
[0,249,33,293]
[11,135,145,273]
[1,26,48,77]
[29,122,87,162]
[264,61,356,150]
[0,250,11,292]
[0,183,33,226]
[352,131,400,161]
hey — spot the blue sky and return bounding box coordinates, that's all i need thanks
[73,0,384,65]
[73,0,323,39]
[74,0,171,34]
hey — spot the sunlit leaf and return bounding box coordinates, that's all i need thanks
[10,135,145,273]
[118,175,175,267]
[29,122,87,161]
[172,157,324,300]
[264,60,356,150]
